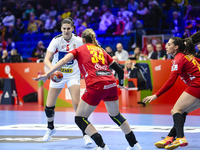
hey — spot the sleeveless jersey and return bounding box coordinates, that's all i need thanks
[47,33,83,78]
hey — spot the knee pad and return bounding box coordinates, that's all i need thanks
[109,113,126,126]
[75,116,90,132]
[45,106,55,118]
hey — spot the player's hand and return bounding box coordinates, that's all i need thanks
[118,85,129,91]
[143,94,157,103]
[32,74,48,83]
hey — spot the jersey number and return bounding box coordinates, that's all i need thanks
[90,50,105,64]
[192,59,200,71]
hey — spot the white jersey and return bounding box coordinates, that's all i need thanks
[47,33,83,78]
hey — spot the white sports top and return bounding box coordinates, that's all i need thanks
[47,33,83,78]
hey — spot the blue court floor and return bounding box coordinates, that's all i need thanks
[0,110,200,150]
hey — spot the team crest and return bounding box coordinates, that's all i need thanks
[73,44,76,49]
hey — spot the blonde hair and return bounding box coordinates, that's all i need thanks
[125,59,135,70]
[82,28,103,49]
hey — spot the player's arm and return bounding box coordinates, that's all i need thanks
[44,51,54,69]
[143,73,179,103]
[109,61,124,86]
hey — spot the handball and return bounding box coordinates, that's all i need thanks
[50,71,63,83]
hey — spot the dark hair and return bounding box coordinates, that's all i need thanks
[170,30,200,55]
[61,17,77,36]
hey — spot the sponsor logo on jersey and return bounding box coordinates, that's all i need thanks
[103,82,117,89]
[95,63,108,70]
[95,71,112,76]
[171,64,178,71]
[73,44,76,49]
[59,68,73,73]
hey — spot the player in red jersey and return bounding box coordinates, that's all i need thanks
[143,31,200,150]
[33,28,142,150]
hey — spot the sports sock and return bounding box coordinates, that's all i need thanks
[125,131,137,147]
[173,113,184,138]
[47,121,54,130]
[168,112,188,138]
[91,133,105,148]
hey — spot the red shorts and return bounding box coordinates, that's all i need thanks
[185,86,200,99]
[81,81,119,106]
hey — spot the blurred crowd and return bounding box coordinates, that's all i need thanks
[0,0,200,64]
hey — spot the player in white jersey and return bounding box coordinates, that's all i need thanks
[42,17,92,146]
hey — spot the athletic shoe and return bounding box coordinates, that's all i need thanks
[155,136,174,148]
[126,143,142,150]
[94,145,109,150]
[42,128,56,142]
[83,135,93,146]
[165,137,188,149]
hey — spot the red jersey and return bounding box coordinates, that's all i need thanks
[155,53,200,97]
[69,44,116,86]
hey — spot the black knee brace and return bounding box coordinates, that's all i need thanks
[45,106,55,118]
[75,116,90,132]
[109,113,126,126]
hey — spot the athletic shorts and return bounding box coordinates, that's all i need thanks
[185,86,200,99]
[81,81,119,106]
[49,77,80,89]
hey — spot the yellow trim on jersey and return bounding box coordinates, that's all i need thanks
[59,68,73,73]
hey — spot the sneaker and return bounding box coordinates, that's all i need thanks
[126,143,142,150]
[165,137,188,149]
[83,135,93,146]
[155,136,174,148]
[42,128,56,142]
[94,145,109,150]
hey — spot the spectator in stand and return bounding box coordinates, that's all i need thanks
[0,7,7,21]
[131,46,146,60]
[0,36,7,50]
[90,6,100,30]
[82,15,90,28]
[99,11,114,32]
[115,43,129,61]
[136,1,149,20]
[32,41,46,58]
[79,7,87,20]
[119,6,133,18]
[0,23,6,38]
[195,43,200,58]
[86,6,94,17]
[73,14,79,27]
[184,4,198,21]
[15,18,25,34]
[174,0,188,17]
[147,44,157,59]
[124,59,137,78]
[155,43,167,59]
[156,37,165,50]
[61,8,71,20]
[4,25,18,41]
[22,4,35,20]
[6,38,15,52]
[70,6,80,19]
[44,15,57,32]
[12,3,23,19]
[106,17,117,35]
[35,4,44,18]
[142,37,156,55]
[10,49,23,63]
[27,15,42,34]
[111,55,124,79]
[40,9,50,23]
[170,11,184,37]
[2,50,10,63]
[49,6,57,17]
[128,0,139,14]
[55,15,62,32]
[105,46,115,57]
[182,28,191,39]
[185,20,200,35]
[76,19,86,35]
[2,10,15,27]
[124,16,134,35]
[100,5,110,17]
[113,17,125,35]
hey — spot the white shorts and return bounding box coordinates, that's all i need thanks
[49,77,80,89]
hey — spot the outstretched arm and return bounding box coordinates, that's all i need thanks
[143,73,179,103]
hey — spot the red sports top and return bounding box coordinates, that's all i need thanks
[69,44,116,86]
[155,53,200,97]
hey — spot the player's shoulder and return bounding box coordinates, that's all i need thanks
[53,34,62,39]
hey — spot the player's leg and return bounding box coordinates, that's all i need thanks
[165,92,199,149]
[43,87,62,142]
[75,100,109,150]
[104,100,142,150]
[67,79,93,146]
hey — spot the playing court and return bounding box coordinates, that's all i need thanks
[0,103,200,150]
